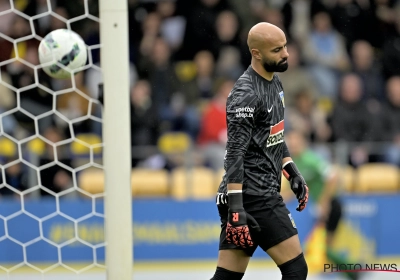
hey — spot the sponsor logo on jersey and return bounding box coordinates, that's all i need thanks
[266,120,284,147]
[279,91,285,108]
[288,213,296,228]
[235,106,254,118]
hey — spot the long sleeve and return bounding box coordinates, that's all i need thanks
[282,141,291,159]
[225,88,260,184]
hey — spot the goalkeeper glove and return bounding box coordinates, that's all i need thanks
[226,190,260,248]
[283,161,309,212]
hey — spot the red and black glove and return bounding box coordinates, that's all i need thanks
[226,191,260,248]
[283,161,309,212]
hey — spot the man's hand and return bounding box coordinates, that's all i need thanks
[225,191,260,248]
[290,176,309,211]
[283,161,309,212]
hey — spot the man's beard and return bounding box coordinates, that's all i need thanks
[262,58,288,73]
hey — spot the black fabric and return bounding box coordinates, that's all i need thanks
[282,142,291,159]
[283,161,301,179]
[326,197,342,233]
[210,266,244,280]
[228,192,243,209]
[217,194,298,256]
[278,253,308,280]
[219,66,286,197]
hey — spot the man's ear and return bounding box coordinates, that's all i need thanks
[251,49,262,60]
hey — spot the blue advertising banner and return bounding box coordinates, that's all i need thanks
[340,194,399,256]
[0,194,398,263]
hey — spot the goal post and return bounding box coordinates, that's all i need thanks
[99,1,133,280]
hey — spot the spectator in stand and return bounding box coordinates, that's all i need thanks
[0,0,14,38]
[381,76,400,166]
[226,0,255,34]
[302,11,350,98]
[85,48,138,136]
[26,3,68,37]
[259,6,287,34]
[197,79,234,170]
[181,50,217,101]
[277,42,319,108]
[39,126,73,197]
[128,0,150,64]
[246,0,268,24]
[285,88,331,144]
[9,43,53,134]
[381,8,400,79]
[0,71,18,137]
[151,50,216,140]
[85,52,138,102]
[140,36,202,139]
[0,162,30,198]
[139,12,162,59]
[0,11,30,62]
[327,0,365,51]
[130,80,160,167]
[48,7,69,32]
[350,40,385,102]
[281,0,326,44]
[210,10,241,60]
[367,0,398,49]
[330,73,373,167]
[215,46,244,81]
[176,0,231,60]
[139,37,179,117]
[156,0,186,52]
[56,72,93,135]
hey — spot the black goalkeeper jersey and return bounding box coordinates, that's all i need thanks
[218,66,286,197]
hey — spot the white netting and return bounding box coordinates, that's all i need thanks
[0,0,106,278]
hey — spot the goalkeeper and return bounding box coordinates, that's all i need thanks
[283,129,359,280]
[210,22,308,280]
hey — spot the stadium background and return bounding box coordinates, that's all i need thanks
[1,0,400,279]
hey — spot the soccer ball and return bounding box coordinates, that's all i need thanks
[38,29,87,79]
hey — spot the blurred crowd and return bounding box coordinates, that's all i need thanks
[1,0,400,197]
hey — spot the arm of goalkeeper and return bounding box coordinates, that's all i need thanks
[219,190,261,248]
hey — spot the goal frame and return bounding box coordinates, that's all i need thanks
[99,1,133,279]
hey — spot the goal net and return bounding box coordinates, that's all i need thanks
[0,0,131,279]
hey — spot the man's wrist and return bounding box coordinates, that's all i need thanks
[227,190,243,209]
[282,160,301,181]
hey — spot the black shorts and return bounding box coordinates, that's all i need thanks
[217,193,298,257]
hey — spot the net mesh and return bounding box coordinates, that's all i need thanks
[0,0,105,277]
